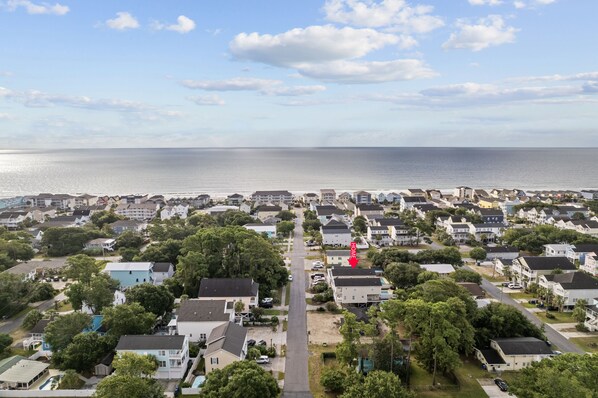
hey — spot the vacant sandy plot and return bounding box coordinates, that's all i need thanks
[307,312,343,345]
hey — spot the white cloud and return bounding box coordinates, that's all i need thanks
[513,1,526,8]
[105,12,140,31]
[152,15,196,34]
[323,0,444,33]
[443,15,519,51]
[0,71,12,77]
[181,77,326,96]
[5,0,68,15]
[0,112,14,120]
[187,95,225,106]
[509,71,598,82]
[229,25,435,84]
[469,0,503,5]
[513,0,556,8]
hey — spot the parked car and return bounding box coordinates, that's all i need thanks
[311,273,325,279]
[501,282,511,287]
[545,340,552,346]
[256,355,270,364]
[247,339,256,347]
[257,339,267,346]
[288,275,293,281]
[553,350,562,355]
[261,298,273,304]
[260,301,273,309]
[494,378,508,392]
[508,283,523,289]
[528,299,538,305]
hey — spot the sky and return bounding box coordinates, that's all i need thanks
[0,0,597,148]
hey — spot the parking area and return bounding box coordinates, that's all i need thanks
[477,378,513,398]
[246,326,287,373]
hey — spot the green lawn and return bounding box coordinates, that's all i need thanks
[570,336,598,352]
[508,292,536,300]
[307,344,338,398]
[282,320,288,332]
[285,283,291,306]
[263,309,288,316]
[535,311,575,324]
[410,357,489,398]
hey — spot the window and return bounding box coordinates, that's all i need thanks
[210,357,219,365]
[136,278,139,282]
[200,333,207,340]
[158,350,166,356]
[158,360,166,367]
[129,271,132,274]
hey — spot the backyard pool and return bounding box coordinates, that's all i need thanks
[39,375,61,390]
[192,375,205,388]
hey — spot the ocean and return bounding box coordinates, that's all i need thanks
[0,148,596,198]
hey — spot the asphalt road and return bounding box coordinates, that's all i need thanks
[283,211,313,398]
[470,266,585,354]
[0,294,63,335]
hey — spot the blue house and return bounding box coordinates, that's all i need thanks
[25,315,105,356]
[104,262,154,288]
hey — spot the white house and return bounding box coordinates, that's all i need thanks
[197,278,259,312]
[115,335,189,380]
[584,298,598,332]
[320,189,336,204]
[0,211,31,228]
[446,223,470,244]
[475,337,554,372]
[110,219,147,235]
[321,220,352,247]
[115,202,159,221]
[366,226,392,246]
[327,268,381,305]
[255,205,282,222]
[303,193,319,204]
[355,204,384,219]
[400,196,427,212]
[251,190,293,205]
[204,322,247,374]
[84,238,116,252]
[511,256,576,286]
[161,204,189,220]
[538,272,598,309]
[580,252,598,276]
[353,191,372,205]
[244,223,276,238]
[484,246,519,260]
[565,244,598,264]
[326,250,351,267]
[175,299,234,343]
[420,264,455,275]
[544,244,571,257]
[153,262,174,285]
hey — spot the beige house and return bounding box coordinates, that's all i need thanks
[326,250,351,267]
[475,337,554,372]
[256,205,282,222]
[204,322,247,374]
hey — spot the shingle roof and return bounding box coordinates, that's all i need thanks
[484,246,519,253]
[493,337,553,355]
[30,319,52,334]
[316,205,345,216]
[327,250,351,256]
[402,196,427,203]
[571,244,598,253]
[543,272,598,290]
[116,335,186,351]
[198,278,259,298]
[457,282,485,297]
[519,256,576,271]
[153,262,173,273]
[331,268,377,277]
[177,300,230,322]
[478,349,506,365]
[356,204,383,211]
[252,191,292,196]
[257,205,282,212]
[204,322,247,357]
[334,277,382,287]
[376,218,405,227]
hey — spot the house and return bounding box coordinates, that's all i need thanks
[427,189,442,200]
[115,202,159,221]
[256,205,282,222]
[538,272,598,309]
[320,189,336,204]
[404,189,426,197]
[175,299,234,343]
[0,211,31,228]
[328,268,382,305]
[377,192,400,203]
[0,356,50,390]
[483,246,519,260]
[251,190,293,205]
[476,208,505,224]
[581,189,598,200]
[353,191,372,205]
[116,335,189,379]
[74,194,98,207]
[120,194,148,204]
[493,258,512,276]
[110,219,147,235]
[84,238,116,252]
[544,244,571,257]
[303,193,319,204]
[204,205,240,216]
[412,203,440,219]
[580,252,598,276]
[161,204,189,220]
[389,224,411,245]
[399,196,427,212]
[104,262,154,288]
[475,337,554,372]
[315,205,346,224]
[420,263,455,275]
[457,282,485,299]
[153,263,174,285]
[584,298,598,331]
[204,322,247,374]
[227,193,244,206]
[338,192,352,203]
[94,352,115,377]
[198,278,259,312]
[565,244,598,264]
[454,186,474,200]
[511,256,576,286]
[566,220,598,237]
[446,223,470,244]
[366,226,392,246]
[478,197,502,209]
[355,204,384,219]
[321,220,352,247]
[26,193,76,210]
[244,223,276,238]
[469,223,505,243]
[326,250,351,267]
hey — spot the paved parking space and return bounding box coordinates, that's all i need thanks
[478,379,514,398]
[246,326,287,373]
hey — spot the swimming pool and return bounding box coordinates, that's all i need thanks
[39,376,60,390]
[191,376,205,388]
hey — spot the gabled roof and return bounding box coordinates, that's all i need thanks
[356,204,383,211]
[116,335,186,351]
[315,205,345,217]
[543,272,598,290]
[105,262,153,272]
[518,256,576,271]
[331,268,377,277]
[377,218,405,227]
[402,196,427,203]
[257,205,282,212]
[478,349,506,365]
[478,209,503,216]
[204,322,247,357]
[252,191,292,196]
[571,244,598,253]
[177,299,230,322]
[484,246,518,253]
[198,278,259,298]
[493,337,553,356]
[153,262,173,273]
[420,264,456,274]
[321,220,350,232]
[457,282,485,297]
[327,250,351,256]
[334,277,381,287]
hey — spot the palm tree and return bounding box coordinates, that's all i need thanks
[554,295,565,312]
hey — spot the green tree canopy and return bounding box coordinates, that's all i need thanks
[409,278,477,318]
[65,254,101,284]
[216,210,255,227]
[199,360,280,398]
[0,333,13,352]
[115,230,144,249]
[353,216,368,234]
[44,312,92,352]
[134,239,182,265]
[469,247,487,262]
[42,228,103,257]
[102,302,156,337]
[58,369,82,390]
[91,211,124,229]
[55,332,117,372]
[125,283,175,317]
[276,210,296,221]
[450,268,482,285]
[276,221,295,235]
[23,309,43,330]
[472,302,544,347]
[341,370,414,398]
[384,262,422,289]
[93,352,162,398]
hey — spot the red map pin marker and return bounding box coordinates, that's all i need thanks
[348,241,359,268]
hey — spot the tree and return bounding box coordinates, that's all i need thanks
[44,312,92,352]
[115,230,144,249]
[341,370,413,398]
[199,360,280,398]
[187,213,217,228]
[176,251,210,296]
[58,369,82,390]
[83,273,120,314]
[251,306,264,321]
[0,239,34,263]
[302,219,321,233]
[335,311,365,366]
[65,254,101,284]
[510,354,598,398]
[369,332,405,375]
[91,211,124,229]
[320,367,346,393]
[29,282,57,302]
[120,247,140,262]
[234,301,245,314]
[276,210,296,221]
[66,282,86,311]
[0,333,13,353]
[472,302,544,347]
[384,262,422,289]
[125,283,175,317]
[23,309,43,330]
[134,239,182,265]
[469,247,487,262]
[416,270,439,284]
[57,332,116,372]
[572,212,586,220]
[353,216,367,234]
[572,299,588,323]
[276,221,294,235]
[102,303,156,337]
[216,210,255,227]
[42,228,102,257]
[409,279,477,318]
[450,268,482,285]
[94,352,163,398]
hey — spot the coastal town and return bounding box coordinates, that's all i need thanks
[0,187,597,398]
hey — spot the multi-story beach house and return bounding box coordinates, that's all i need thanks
[116,335,189,379]
[251,190,293,205]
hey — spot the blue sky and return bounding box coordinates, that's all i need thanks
[0,0,597,148]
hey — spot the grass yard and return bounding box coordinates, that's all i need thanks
[410,357,489,398]
[282,320,288,332]
[285,283,291,306]
[307,344,338,398]
[263,309,288,316]
[56,300,73,312]
[570,336,598,352]
[535,311,575,324]
[508,292,536,300]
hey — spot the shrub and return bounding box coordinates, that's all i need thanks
[575,323,589,332]
[325,302,338,312]
[316,307,326,312]
[271,316,279,325]
[23,309,43,330]
[189,343,200,358]
[545,312,555,319]
[266,346,277,358]
[312,283,329,293]
[320,367,346,393]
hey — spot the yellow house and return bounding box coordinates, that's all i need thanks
[204,322,247,374]
[478,197,500,209]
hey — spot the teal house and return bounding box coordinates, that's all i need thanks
[104,262,155,288]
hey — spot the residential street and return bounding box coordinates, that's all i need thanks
[472,267,585,354]
[0,292,65,335]
[283,211,312,398]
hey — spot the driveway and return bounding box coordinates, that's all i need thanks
[478,379,514,398]
[283,210,313,398]
[471,266,584,353]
